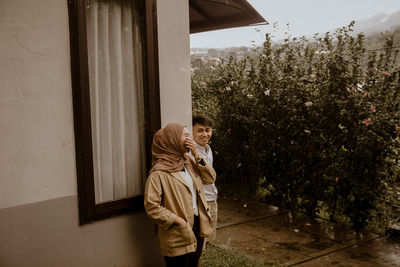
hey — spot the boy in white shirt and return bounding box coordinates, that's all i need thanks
[192,115,218,241]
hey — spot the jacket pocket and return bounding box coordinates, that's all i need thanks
[167,223,196,248]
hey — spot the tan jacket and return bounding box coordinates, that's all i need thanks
[144,161,216,257]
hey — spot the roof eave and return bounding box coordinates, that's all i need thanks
[189,0,268,34]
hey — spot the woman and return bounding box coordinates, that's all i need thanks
[144,123,216,267]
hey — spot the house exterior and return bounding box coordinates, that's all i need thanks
[0,0,265,266]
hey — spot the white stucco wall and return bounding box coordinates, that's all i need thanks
[157,0,192,131]
[0,0,76,209]
[0,0,192,209]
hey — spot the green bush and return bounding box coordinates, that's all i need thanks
[192,23,400,230]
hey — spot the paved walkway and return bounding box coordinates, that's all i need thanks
[213,197,400,266]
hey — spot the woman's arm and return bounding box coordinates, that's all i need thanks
[196,160,216,185]
[144,172,186,228]
[184,137,216,185]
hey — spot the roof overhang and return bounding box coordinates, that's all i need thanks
[189,0,268,34]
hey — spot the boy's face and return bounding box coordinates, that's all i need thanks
[193,123,212,147]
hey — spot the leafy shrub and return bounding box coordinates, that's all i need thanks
[192,23,400,230]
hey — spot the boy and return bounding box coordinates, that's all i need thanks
[192,115,218,241]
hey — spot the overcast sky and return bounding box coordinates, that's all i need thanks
[190,0,400,48]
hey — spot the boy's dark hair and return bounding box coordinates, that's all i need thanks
[193,115,213,127]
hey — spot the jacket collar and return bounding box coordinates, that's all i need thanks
[171,169,201,190]
[171,171,189,188]
[170,170,208,209]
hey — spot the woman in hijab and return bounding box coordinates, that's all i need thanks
[144,123,216,267]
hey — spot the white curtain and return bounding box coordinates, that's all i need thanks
[86,0,146,204]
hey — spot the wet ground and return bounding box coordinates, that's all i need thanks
[213,197,400,266]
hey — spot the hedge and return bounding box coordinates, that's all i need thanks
[192,23,400,230]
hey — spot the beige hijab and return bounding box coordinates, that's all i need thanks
[150,123,199,175]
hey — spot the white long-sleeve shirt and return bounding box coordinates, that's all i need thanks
[195,142,218,201]
[179,167,198,216]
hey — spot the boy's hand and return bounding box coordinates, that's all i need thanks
[184,137,199,159]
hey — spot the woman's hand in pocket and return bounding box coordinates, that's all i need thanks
[174,216,187,227]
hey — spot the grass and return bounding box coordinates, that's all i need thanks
[201,243,265,267]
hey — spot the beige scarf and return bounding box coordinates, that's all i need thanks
[150,123,199,176]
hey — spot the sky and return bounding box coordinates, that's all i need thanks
[190,0,400,48]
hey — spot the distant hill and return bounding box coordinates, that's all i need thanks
[353,11,400,35]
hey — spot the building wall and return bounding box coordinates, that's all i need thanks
[0,196,162,267]
[0,0,76,210]
[0,0,191,265]
[157,0,192,130]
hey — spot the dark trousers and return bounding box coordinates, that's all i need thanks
[164,216,204,267]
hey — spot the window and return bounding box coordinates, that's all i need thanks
[67,0,160,224]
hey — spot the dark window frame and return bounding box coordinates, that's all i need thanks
[67,0,160,225]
